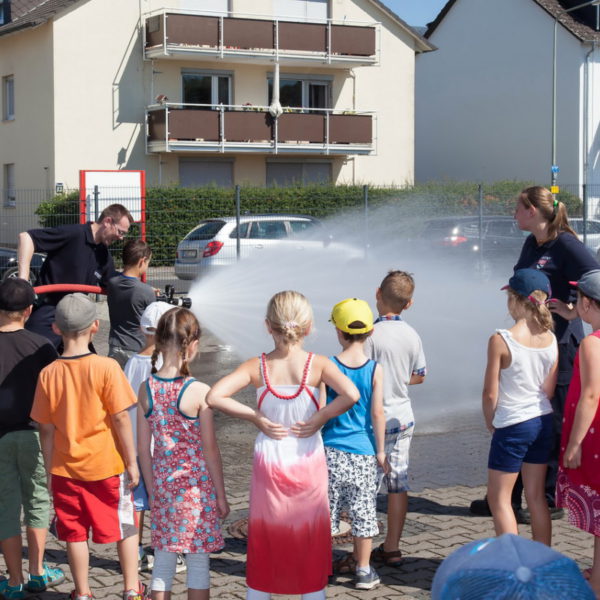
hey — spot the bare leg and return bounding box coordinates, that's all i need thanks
[487,469,519,536]
[384,492,407,552]
[26,526,48,576]
[117,534,140,592]
[354,537,372,570]
[521,462,551,545]
[589,535,600,599]
[67,541,91,596]
[152,592,171,600]
[138,511,145,548]
[1,535,24,586]
[188,590,208,600]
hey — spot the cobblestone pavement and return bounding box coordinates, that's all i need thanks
[3,303,595,599]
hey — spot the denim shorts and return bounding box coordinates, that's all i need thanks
[488,413,553,473]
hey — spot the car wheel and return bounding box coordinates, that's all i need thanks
[2,266,37,286]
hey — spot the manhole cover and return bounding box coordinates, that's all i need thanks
[228,514,382,547]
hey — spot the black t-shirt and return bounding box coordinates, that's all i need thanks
[514,232,600,343]
[28,223,115,302]
[0,329,57,437]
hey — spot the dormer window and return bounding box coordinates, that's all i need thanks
[0,0,10,26]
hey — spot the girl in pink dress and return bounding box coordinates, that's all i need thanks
[557,270,600,597]
[137,308,229,600]
[207,291,359,600]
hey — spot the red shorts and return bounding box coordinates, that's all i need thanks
[51,473,138,543]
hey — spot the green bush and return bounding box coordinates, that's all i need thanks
[35,182,583,264]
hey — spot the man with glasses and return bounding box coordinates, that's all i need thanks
[17,204,133,348]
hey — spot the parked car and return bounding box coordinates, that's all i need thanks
[570,218,600,256]
[0,247,45,285]
[175,214,362,280]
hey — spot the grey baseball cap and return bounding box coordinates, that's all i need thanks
[570,269,600,302]
[55,293,97,333]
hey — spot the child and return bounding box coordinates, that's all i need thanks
[364,271,426,566]
[137,307,228,600]
[324,298,387,590]
[483,269,558,545]
[557,269,600,595]
[122,301,173,572]
[207,290,359,600]
[0,278,64,599]
[107,239,156,367]
[30,293,145,600]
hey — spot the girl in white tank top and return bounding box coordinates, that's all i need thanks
[482,269,558,546]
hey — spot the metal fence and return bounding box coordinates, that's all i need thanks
[2,183,600,292]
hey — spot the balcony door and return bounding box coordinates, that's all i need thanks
[274,0,328,21]
[268,76,330,111]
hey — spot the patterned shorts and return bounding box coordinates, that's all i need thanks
[325,447,379,538]
[381,424,414,493]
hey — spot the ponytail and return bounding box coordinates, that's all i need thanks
[507,289,554,332]
[519,186,577,240]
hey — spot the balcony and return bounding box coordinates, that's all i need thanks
[144,10,378,67]
[146,103,375,155]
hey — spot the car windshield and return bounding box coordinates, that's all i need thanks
[184,221,226,241]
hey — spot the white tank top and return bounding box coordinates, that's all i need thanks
[493,329,558,429]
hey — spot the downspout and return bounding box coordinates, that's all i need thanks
[583,40,596,197]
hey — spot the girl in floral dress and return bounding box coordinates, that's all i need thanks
[557,270,600,597]
[137,308,229,600]
[207,291,359,600]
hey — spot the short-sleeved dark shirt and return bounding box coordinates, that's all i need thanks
[28,223,115,299]
[514,232,600,343]
[0,329,57,437]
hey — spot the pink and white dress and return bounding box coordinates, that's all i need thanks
[246,352,331,595]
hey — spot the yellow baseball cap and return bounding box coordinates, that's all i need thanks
[330,298,374,334]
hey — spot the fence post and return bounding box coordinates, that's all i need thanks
[93,185,99,222]
[235,185,241,261]
[583,183,588,247]
[478,183,484,263]
[363,184,369,260]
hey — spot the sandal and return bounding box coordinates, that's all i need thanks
[582,568,592,581]
[370,543,403,566]
[332,553,357,574]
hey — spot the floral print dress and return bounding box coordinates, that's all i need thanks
[145,374,224,553]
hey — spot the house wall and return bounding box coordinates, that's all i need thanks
[52,0,148,189]
[585,49,600,215]
[415,0,583,188]
[0,23,54,239]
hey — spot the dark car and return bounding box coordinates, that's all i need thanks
[0,247,45,286]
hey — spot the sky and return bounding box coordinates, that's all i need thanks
[380,0,448,27]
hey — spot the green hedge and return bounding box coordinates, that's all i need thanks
[35,182,583,265]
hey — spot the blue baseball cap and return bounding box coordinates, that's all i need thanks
[502,268,552,298]
[432,534,594,600]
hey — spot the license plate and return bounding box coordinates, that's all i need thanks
[181,250,197,258]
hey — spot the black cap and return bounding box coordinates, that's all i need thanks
[0,278,35,311]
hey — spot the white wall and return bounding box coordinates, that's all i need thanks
[416,0,584,186]
[586,49,600,215]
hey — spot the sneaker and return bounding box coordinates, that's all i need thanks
[70,591,94,600]
[175,554,187,574]
[26,564,66,592]
[355,568,380,590]
[123,582,148,600]
[0,580,28,600]
[138,550,154,573]
[469,497,492,516]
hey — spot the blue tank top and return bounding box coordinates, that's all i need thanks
[322,357,377,455]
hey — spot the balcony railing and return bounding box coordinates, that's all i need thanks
[146,103,375,155]
[144,10,378,66]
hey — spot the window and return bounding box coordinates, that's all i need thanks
[182,71,231,107]
[248,221,288,240]
[268,75,330,110]
[0,1,10,26]
[184,221,226,241]
[3,75,14,120]
[178,0,228,15]
[178,158,233,187]
[3,163,15,208]
[229,223,249,238]
[274,0,328,21]
[266,161,331,186]
[288,219,320,237]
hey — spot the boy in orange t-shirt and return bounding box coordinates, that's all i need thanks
[31,294,145,600]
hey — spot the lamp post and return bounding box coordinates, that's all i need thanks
[551,0,600,192]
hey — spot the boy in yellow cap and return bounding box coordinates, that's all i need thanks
[324,298,387,590]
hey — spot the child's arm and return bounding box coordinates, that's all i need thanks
[195,385,230,520]
[563,335,600,469]
[206,358,288,439]
[371,364,389,473]
[409,372,425,385]
[481,333,506,433]
[39,422,55,482]
[110,408,139,489]
[291,356,359,438]
[137,383,154,502]
[542,342,559,400]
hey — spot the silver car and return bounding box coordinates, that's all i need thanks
[570,218,600,256]
[174,214,362,280]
